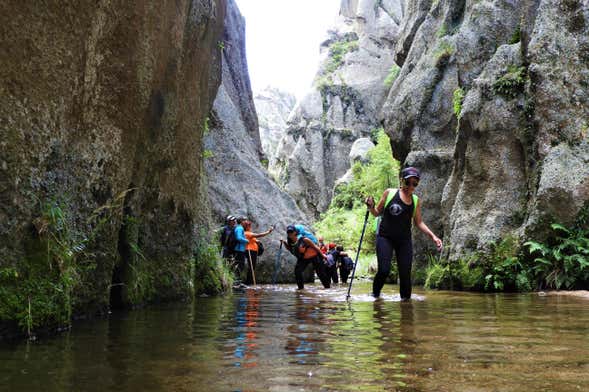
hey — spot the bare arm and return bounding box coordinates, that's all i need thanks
[252,227,273,238]
[365,189,391,217]
[304,237,327,259]
[413,201,443,250]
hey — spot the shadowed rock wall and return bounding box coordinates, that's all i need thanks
[0,0,226,336]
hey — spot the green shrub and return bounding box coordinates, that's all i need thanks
[508,25,521,44]
[453,87,465,119]
[492,65,526,99]
[323,39,359,75]
[524,223,589,290]
[384,64,400,87]
[193,236,233,295]
[314,129,399,252]
[0,195,122,336]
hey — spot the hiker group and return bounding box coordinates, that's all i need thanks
[220,216,273,285]
[281,226,355,290]
[220,167,443,299]
[220,218,354,289]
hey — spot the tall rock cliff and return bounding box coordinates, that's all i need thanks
[254,87,296,178]
[274,0,405,217]
[380,0,589,259]
[0,0,226,337]
[204,0,308,283]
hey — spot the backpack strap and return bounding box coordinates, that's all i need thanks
[412,194,419,219]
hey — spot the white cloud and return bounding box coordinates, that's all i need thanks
[235,0,340,100]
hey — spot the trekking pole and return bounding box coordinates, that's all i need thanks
[272,241,283,284]
[347,209,370,299]
[247,250,256,286]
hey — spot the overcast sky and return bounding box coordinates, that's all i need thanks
[235,0,341,100]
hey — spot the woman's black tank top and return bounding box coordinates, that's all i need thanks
[378,190,414,240]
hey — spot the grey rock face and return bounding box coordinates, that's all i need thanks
[349,137,376,164]
[380,0,589,260]
[253,87,296,177]
[274,0,406,218]
[0,0,226,322]
[205,0,308,283]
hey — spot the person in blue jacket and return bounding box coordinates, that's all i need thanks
[233,216,250,279]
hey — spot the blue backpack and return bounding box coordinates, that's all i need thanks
[294,224,319,244]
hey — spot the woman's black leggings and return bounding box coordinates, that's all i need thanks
[373,235,413,299]
[294,256,331,289]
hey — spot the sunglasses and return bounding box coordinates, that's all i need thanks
[404,179,419,187]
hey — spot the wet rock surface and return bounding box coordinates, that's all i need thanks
[0,0,226,332]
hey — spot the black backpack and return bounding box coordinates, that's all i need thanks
[226,228,237,251]
[256,240,264,256]
[342,256,354,270]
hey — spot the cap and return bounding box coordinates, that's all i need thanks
[401,166,420,179]
[286,225,296,233]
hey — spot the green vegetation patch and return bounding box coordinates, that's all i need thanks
[0,194,124,337]
[492,65,527,99]
[314,129,399,274]
[452,87,465,120]
[384,64,401,87]
[193,234,233,295]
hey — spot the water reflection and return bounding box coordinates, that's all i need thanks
[1,285,589,392]
[233,290,260,368]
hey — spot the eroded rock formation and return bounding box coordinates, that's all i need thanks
[274,0,405,217]
[380,0,589,259]
[204,0,308,283]
[254,86,296,178]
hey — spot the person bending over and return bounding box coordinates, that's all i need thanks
[282,225,331,290]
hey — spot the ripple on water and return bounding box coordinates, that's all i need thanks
[1,283,589,392]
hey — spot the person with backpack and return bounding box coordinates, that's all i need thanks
[325,243,339,284]
[365,167,442,300]
[233,216,250,279]
[243,220,274,285]
[220,215,237,259]
[282,225,331,289]
[334,245,354,284]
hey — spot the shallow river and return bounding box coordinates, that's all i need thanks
[2,282,589,392]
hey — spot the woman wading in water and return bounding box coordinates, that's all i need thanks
[365,167,442,300]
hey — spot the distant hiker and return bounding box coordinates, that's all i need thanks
[318,236,328,254]
[233,216,250,279]
[243,220,274,285]
[325,243,339,284]
[282,225,331,289]
[220,215,237,259]
[365,167,442,300]
[337,246,354,284]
